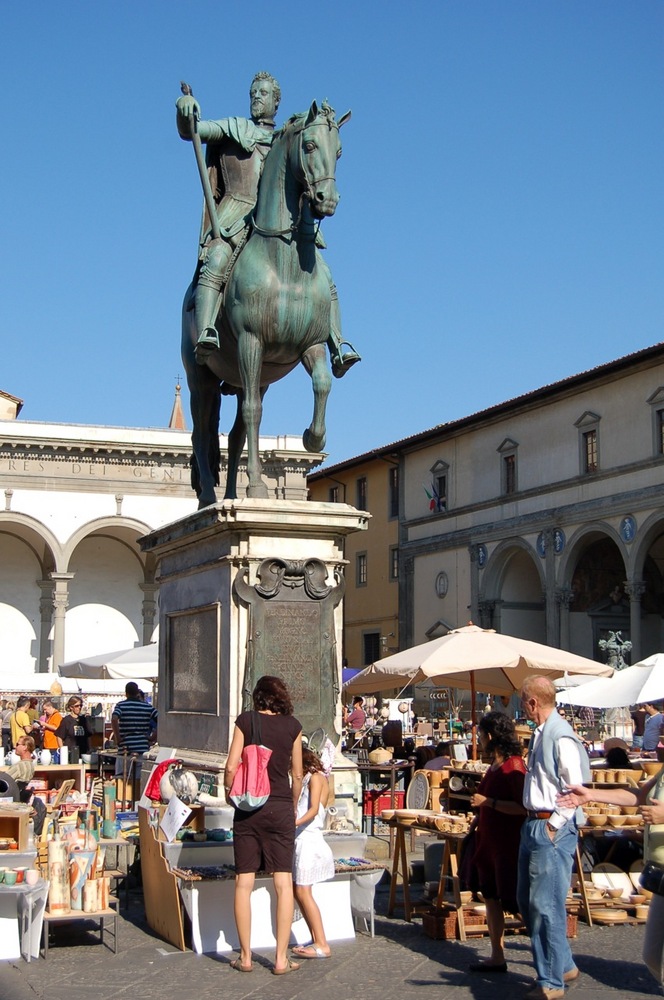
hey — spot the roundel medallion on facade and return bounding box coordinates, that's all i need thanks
[620,516,636,543]
[435,572,449,598]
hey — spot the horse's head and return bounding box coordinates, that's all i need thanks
[290,101,351,219]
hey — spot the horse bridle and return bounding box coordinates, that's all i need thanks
[251,116,339,240]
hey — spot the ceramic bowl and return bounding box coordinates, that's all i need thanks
[630,893,646,904]
[81,754,92,764]
[587,814,607,827]
[642,761,663,777]
[607,814,627,827]
[623,815,642,826]
[621,806,638,815]
[605,887,624,899]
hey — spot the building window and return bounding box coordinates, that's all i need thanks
[658,411,664,455]
[503,454,516,493]
[328,486,339,503]
[646,389,664,456]
[428,459,449,512]
[356,476,367,511]
[583,430,598,473]
[574,411,600,476]
[388,467,399,519]
[356,551,367,587]
[363,631,380,665]
[389,546,399,581]
[497,438,518,495]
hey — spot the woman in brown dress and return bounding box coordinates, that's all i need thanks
[224,676,303,975]
[468,710,527,973]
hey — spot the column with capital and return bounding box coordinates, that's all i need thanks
[140,583,159,645]
[469,544,481,625]
[37,580,55,672]
[555,587,575,650]
[50,573,74,671]
[478,599,496,630]
[624,579,645,663]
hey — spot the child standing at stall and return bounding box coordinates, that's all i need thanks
[291,745,335,959]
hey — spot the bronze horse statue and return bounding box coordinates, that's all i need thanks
[182,101,351,507]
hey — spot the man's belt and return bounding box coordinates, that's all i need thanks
[527,810,553,820]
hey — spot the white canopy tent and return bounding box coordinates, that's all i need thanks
[556,652,664,709]
[58,643,158,683]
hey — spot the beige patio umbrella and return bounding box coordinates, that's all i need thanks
[344,623,614,755]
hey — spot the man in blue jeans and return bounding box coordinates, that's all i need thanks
[517,676,590,1000]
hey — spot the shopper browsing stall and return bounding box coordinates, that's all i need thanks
[224,675,303,976]
[291,744,335,960]
[558,762,664,987]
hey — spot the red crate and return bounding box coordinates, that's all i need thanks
[362,790,404,816]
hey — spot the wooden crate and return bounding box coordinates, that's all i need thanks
[156,803,205,843]
[422,905,577,941]
[0,807,30,850]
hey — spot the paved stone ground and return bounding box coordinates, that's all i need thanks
[0,878,660,1000]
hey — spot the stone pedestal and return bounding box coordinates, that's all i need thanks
[141,499,368,772]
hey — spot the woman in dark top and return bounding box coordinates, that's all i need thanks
[467,711,527,973]
[55,697,91,756]
[224,676,303,976]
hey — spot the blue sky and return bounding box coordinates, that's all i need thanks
[3,2,662,467]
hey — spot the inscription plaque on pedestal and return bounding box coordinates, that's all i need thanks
[167,604,220,714]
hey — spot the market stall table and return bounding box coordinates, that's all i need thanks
[357,761,413,857]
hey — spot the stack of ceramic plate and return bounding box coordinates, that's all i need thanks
[592,908,628,924]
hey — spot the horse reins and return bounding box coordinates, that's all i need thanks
[251,116,339,241]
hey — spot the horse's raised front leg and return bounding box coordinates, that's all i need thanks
[237,331,269,498]
[301,344,331,453]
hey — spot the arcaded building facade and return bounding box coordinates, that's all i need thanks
[310,344,664,670]
[0,390,321,680]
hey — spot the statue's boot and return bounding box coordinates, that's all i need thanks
[195,329,221,365]
[331,341,361,379]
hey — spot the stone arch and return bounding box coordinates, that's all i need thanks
[480,538,546,640]
[627,511,664,657]
[0,513,62,672]
[63,517,155,662]
[559,522,629,662]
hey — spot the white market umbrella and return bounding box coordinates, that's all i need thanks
[344,624,613,756]
[59,642,158,682]
[556,652,664,710]
[344,624,613,697]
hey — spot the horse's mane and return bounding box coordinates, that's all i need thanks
[276,100,337,139]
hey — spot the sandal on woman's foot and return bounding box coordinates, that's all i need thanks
[229,958,253,972]
[468,961,507,973]
[272,958,301,975]
[291,945,330,959]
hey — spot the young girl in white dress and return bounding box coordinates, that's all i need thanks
[291,746,335,959]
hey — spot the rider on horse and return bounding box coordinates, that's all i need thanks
[176,72,360,378]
